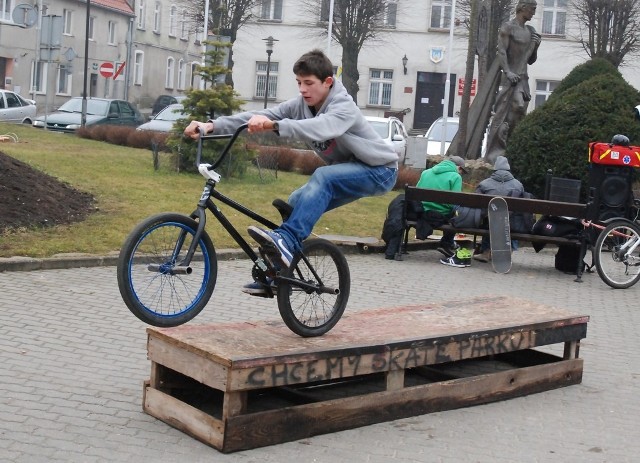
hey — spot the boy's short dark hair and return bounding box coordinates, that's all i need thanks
[293,49,334,81]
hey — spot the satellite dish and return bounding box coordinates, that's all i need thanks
[12,4,38,28]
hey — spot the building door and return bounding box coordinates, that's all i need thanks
[90,73,97,97]
[0,58,6,89]
[413,72,456,130]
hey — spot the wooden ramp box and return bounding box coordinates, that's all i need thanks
[143,295,589,453]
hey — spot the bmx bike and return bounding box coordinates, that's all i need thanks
[116,124,350,337]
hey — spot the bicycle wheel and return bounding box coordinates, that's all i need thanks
[594,219,640,289]
[117,213,218,327]
[277,238,350,337]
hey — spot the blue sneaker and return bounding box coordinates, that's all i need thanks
[247,226,294,268]
[242,279,276,296]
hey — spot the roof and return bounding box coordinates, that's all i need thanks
[91,0,134,16]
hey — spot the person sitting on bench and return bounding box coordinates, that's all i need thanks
[416,156,467,260]
[473,156,524,262]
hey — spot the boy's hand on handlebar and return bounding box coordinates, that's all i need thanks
[184,121,213,139]
[247,115,277,133]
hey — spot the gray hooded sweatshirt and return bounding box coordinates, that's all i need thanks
[475,156,524,197]
[210,79,398,168]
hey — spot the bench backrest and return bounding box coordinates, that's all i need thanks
[405,186,588,218]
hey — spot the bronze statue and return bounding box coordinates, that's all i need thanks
[484,0,541,163]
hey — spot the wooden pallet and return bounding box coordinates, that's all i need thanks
[143,295,589,453]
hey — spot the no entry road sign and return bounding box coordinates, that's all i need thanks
[99,62,114,78]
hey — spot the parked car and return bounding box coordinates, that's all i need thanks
[32,97,145,132]
[0,90,37,124]
[365,116,408,164]
[136,104,185,133]
[151,94,187,118]
[422,116,459,156]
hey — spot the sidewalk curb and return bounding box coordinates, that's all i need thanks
[0,241,438,273]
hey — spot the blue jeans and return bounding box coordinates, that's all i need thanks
[275,162,398,254]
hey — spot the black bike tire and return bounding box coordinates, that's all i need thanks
[276,238,350,337]
[594,219,640,289]
[117,213,218,326]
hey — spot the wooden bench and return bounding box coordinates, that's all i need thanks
[400,186,591,279]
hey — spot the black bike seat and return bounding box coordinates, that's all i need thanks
[272,198,293,221]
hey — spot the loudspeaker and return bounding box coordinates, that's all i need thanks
[587,164,634,221]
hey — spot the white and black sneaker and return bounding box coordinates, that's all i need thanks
[439,248,472,268]
[247,226,294,268]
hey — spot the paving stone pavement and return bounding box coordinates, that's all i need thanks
[1,247,639,463]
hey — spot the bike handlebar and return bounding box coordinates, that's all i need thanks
[194,123,249,170]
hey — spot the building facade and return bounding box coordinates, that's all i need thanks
[0,0,203,113]
[1,0,639,128]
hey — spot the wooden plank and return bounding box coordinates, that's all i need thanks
[144,385,225,450]
[405,186,587,218]
[147,335,229,391]
[386,370,405,391]
[220,358,583,452]
[227,323,586,391]
[222,391,246,419]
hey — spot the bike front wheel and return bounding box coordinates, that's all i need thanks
[117,213,218,327]
[594,219,640,289]
[277,238,350,337]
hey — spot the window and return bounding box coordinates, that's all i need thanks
[190,62,199,87]
[169,5,177,37]
[5,92,20,108]
[542,0,566,36]
[134,51,144,85]
[166,57,175,88]
[108,21,116,44]
[31,61,47,93]
[154,2,161,33]
[255,61,278,99]
[1,0,13,22]
[176,59,186,90]
[63,9,72,35]
[137,0,145,29]
[180,9,188,39]
[377,1,397,28]
[535,80,559,108]
[430,0,452,29]
[260,0,282,20]
[57,65,72,94]
[368,69,393,106]
[88,16,95,40]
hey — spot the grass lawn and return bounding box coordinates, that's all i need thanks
[0,123,397,258]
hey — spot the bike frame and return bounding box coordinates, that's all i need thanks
[174,124,334,294]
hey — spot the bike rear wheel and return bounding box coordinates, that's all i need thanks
[117,213,218,326]
[594,219,640,289]
[277,238,350,337]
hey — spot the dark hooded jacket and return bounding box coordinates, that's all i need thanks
[475,156,524,197]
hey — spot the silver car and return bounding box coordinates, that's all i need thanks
[365,116,408,164]
[136,104,185,133]
[0,90,37,124]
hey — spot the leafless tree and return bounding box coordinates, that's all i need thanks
[180,0,260,86]
[572,0,640,68]
[301,0,390,103]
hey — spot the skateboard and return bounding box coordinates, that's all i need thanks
[317,235,381,253]
[488,197,512,274]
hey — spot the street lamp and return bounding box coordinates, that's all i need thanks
[402,54,408,75]
[262,36,278,109]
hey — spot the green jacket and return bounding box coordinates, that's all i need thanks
[415,160,462,215]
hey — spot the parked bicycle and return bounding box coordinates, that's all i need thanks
[116,124,350,337]
[590,199,640,289]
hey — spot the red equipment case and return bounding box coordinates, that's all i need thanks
[589,142,640,168]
